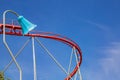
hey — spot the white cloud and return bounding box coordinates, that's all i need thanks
[84,42,120,80]
[99,42,120,79]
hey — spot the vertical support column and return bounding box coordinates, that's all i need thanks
[3,10,22,80]
[74,47,82,80]
[32,37,37,80]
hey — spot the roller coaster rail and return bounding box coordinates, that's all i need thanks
[0,23,82,80]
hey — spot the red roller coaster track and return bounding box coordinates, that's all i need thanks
[0,24,82,80]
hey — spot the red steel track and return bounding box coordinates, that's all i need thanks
[0,24,82,80]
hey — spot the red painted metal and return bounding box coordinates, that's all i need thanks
[0,24,82,80]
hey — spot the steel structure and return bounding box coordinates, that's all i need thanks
[0,24,82,80]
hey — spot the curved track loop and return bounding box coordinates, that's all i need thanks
[0,24,82,80]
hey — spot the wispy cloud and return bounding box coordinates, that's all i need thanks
[80,18,110,31]
[84,42,120,80]
[86,20,109,31]
[99,42,120,79]
[101,42,120,71]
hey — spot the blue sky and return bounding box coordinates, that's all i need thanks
[0,0,120,80]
